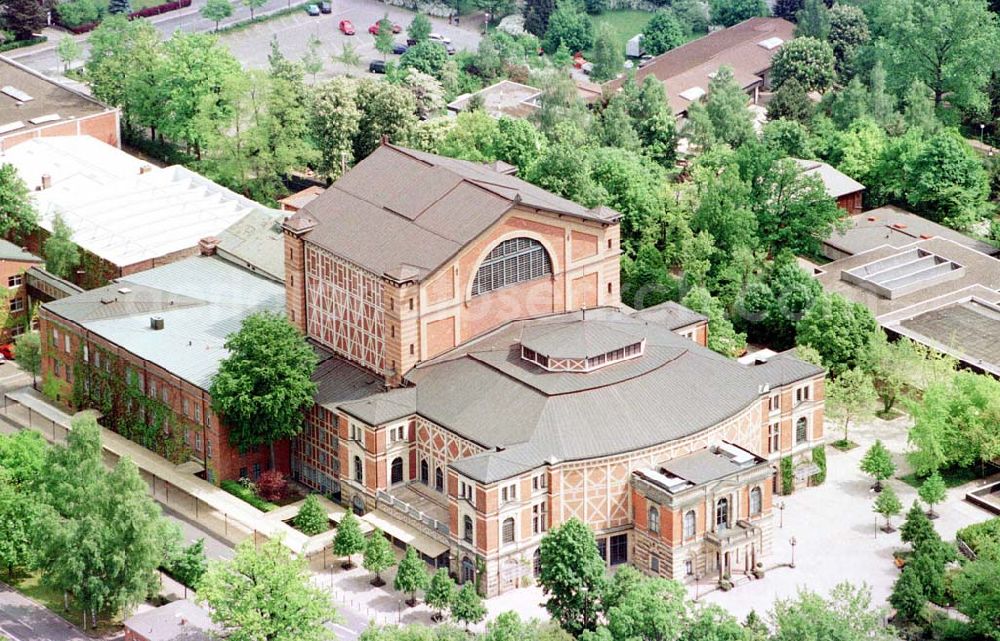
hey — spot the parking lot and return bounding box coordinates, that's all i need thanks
[219,0,484,80]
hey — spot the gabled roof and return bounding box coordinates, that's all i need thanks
[794,158,865,199]
[0,239,41,263]
[824,206,999,258]
[630,301,707,330]
[287,144,620,283]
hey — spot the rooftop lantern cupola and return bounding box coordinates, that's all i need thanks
[519,317,646,373]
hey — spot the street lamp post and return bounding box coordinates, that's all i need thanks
[790,537,797,569]
[695,572,701,600]
[778,501,785,529]
[981,123,986,144]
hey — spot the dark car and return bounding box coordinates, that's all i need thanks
[305,4,319,15]
[432,40,456,55]
[392,42,408,54]
[319,1,331,12]
[369,59,387,74]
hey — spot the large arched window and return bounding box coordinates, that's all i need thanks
[750,487,762,516]
[683,510,696,538]
[796,417,808,444]
[502,517,515,544]
[471,237,552,296]
[716,497,730,530]
[391,457,403,485]
[463,516,474,543]
[648,506,660,534]
[420,460,429,485]
[353,456,363,483]
[435,467,444,492]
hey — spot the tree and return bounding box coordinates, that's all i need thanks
[333,511,366,569]
[874,0,999,114]
[900,501,936,553]
[864,334,908,415]
[689,66,756,149]
[952,558,1000,640]
[394,547,429,607]
[873,484,902,532]
[167,539,208,597]
[295,495,329,536]
[774,0,803,20]
[311,77,361,178]
[375,15,395,61]
[43,214,81,280]
[524,0,556,36]
[244,0,265,19]
[796,293,879,376]
[767,78,814,123]
[589,23,622,82]
[828,368,877,446]
[890,565,925,622]
[4,0,46,40]
[256,470,287,502]
[13,331,42,388]
[795,0,829,39]
[538,518,606,636]
[601,576,689,641]
[85,16,162,135]
[475,0,514,25]
[860,440,896,491]
[300,35,323,82]
[201,0,233,30]
[199,537,338,641]
[906,130,990,230]
[108,0,131,12]
[828,4,868,77]
[918,472,946,519]
[771,37,835,92]
[642,10,684,56]
[542,0,593,54]
[425,568,456,621]
[56,37,83,73]
[353,78,417,160]
[0,164,37,241]
[770,582,897,641]
[710,0,767,27]
[0,474,48,578]
[210,312,317,469]
[450,583,486,630]
[363,531,395,586]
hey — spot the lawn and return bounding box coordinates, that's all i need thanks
[588,10,651,58]
[899,466,985,490]
[13,572,124,635]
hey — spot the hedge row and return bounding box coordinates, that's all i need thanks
[0,36,47,52]
[956,517,1000,558]
[59,0,192,34]
[220,479,278,512]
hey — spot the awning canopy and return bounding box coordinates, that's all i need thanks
[362,509,449,559]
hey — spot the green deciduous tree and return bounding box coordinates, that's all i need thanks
[201,0,233,31]
[642,9,684,56]
[795,0,829,39]
[199,537,339,641]
[425,568,456,621]
[0,164,37,241]
[0,430,47,487]
[860,440,896,491]
[796,292,879,376]
[539,518,606,636]
[828,368,877,446]
[906,130,990,230]
[333,511,366,569]
[769,582,897,641]
[589,23,622,83]
[767,79,814,124]
[681,287,746,358]
[13,331,42,388]
[709,0,768,27]
[828,4,868,77]
[863,334,908,415]
[375,15,395,61]
[408,13,431,42]
[771,37,835,92]
[57,37,83,73]
[952,558,1000,640]
[353,78,418,160]
[301,34,323,82]
[312,77,361,179]
[167,538,207,596]
[918,472,947,518]
[541,0,593,54]
[210,311,318,469]
[450,583,487,630]
[394,546,429,606]
[295,495,329,535]
[244,0,265,19]
[44,214,81,280]
[85,16,162,135]
[703,66,756,149]
[363,532,396,587]
[0,472,48,578]
[873,484,902,531]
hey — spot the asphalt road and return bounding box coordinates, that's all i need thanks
[9,0,482,81]
[0,583,89,641]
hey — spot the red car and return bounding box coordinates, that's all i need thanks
[339,19,356,35]
[368,21,401,35]
[0,344,13,360]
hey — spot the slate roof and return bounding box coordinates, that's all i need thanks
[0,238,41,263]
[823,206,999,258]
[630,301,707,330]
[214,209,286,282]
[659,446,759,486]
[123,600,216,641]
[794,158,865,199]
[288,144,621,283]
[398,307,821,483]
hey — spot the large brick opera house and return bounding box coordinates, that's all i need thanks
[40,144,824,595]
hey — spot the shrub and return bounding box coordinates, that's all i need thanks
[256,469,287,502]
[294,495,329,536]
[56,0,102,28]
[780,456,794,495]
[811,445,827,485]
[220,479,277,512]
[956,518,1000,559]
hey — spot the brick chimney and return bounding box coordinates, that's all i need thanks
[199,237,221,256]
[40,174,51,189]
[139,164,153,175]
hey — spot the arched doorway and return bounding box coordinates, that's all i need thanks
[391,457,403,485]
[352,495,365,516]
[461,557,476,585]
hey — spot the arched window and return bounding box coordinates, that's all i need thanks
[750,487,762,516]
[502,517,515,544]
[461,557,475,583]
[420,460,429,485]
[533,548,542,577]
[716,498,729,530]
[353,456,363,483]
[796,417,808,444]
[463,516,473,543]
[435,467,444,492]
[471,237,552,296]
[648,506,660,534]
[391,457,403,485]
[683,510,696,538]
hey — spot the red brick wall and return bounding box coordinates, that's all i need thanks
[0,258,40,343]
[0,110,119,152]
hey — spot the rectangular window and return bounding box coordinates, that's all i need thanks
[206,439,213,458]
[768,422,780,453]
[194,404,201,423]
[83,345,90,363]
[532,502,548,534]
[182,398,190,417]
[149,379,157,397]
[253,463,261,479]
[609,534,628,566]
[769,395,780,412]
[7,274,22,288]
[64,334,71,353]
[161,388,168,404]
[51,328,58,347]
[9,297,24,313]
[596,538,607,563]
[53,360,61,377]
[650,555,660,574]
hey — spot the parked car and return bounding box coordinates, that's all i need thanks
[369,59,387,73]
[368,21,401,35]
[305,4,320,15]
[428,32,451,44]
[392,42,408,54]
[339,19,355,34]
[319,1,332,12]
[0,344,11,360]
[432,39,456,55]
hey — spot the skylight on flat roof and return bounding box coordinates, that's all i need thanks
[29,114,61,125]
[1,86,33,102]
[841,248,965,299]
[0,121,25,134]
[679,86,705,101]
[758,37,784,50]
